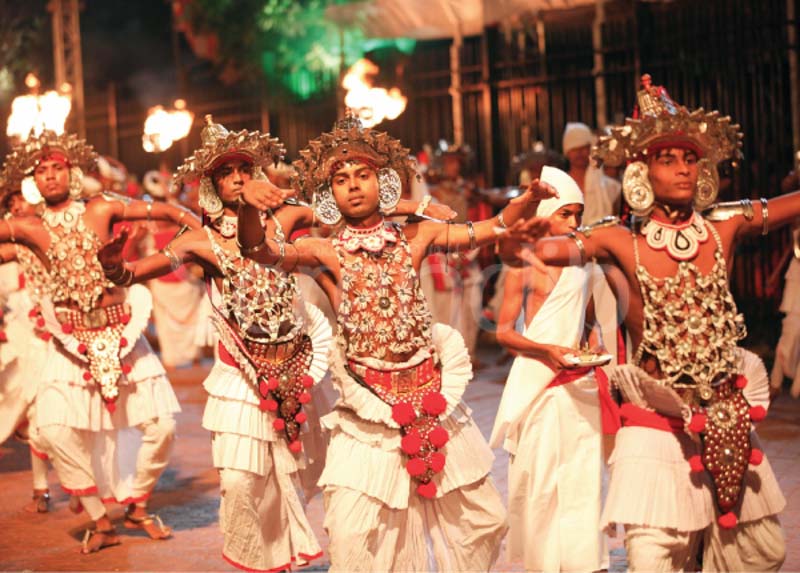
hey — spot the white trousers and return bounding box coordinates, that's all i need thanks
[624,515,785,572]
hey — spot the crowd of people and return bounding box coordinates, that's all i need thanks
[0,74,794,571]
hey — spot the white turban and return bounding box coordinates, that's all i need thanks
[536,165,584,217]
[562,122,593,153]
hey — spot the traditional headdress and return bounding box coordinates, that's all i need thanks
[593,74,744,214]
[174,115,285,219]
[292,110,417,224]
[2,130,98,200]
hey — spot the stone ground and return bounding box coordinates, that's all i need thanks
[1,345,798,572]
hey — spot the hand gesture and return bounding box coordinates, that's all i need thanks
[539,344,575,371]
[240,180,295,211]
[423,202,457,221]
[98,228,129,271]
[511,178,558,205]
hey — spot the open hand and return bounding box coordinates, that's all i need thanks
[98,228,129,271]
[423,202,457,221]
[240,180,295,211]
[511,178,558,205]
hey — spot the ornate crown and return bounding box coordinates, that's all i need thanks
[173,115,286,187]
[2,130,98,182]
[593,74,743,167]
[292,109,417,201]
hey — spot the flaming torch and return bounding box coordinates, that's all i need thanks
[142,99,194,153]
[342,59,407,128]
[6,73,73,141]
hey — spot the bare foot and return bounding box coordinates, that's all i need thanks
[23,489,50,513]
[81,515,121,554]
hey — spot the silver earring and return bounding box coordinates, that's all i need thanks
[314,185,342,225]
[199,177,224,219]
[377,167,401,214]
[693,158,719,211]
[69,167,84,198]
[622,161,655,216]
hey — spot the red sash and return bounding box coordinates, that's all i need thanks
[547,366,621,435]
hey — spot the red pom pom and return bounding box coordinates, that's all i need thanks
[301,375,314,388]
[688,454,705,473]
[105,400,116,414]
[392,402,417,426]
[122,364,132,375]
[749,405,767,423]
[119,337,128,348]
[430,452,446,473]
[61,323,74,334]
[273,418,286,431]
[401,432,423,455]
[749,448,764,466]
[288,440,303,453]
[267,377,279,391]
[734,376,748,390]
[295,411,307,424]
[258,380,269,397]
[688,413,707,433]
[120,314,131,325]
[417,481,437,499]
[36,317,45,328]
[0,331,7,342]
[82,371,92,381]
[259,399,278,412]
[406,457,427,477]
[39,332,52,341]
[299,391,311,404]
[77,343,88,354]
[429,426,450,448]
[718,512,738,529]
[422,392,447,416]
[28,309,37,319]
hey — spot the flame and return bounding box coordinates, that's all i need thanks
[342,59,407,128]
[6,74,72,140]
[142,100,194,153]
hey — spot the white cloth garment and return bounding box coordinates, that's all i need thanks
[490,263,606,572]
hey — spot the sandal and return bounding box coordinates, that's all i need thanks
[81,527,121,554]
[124,509,172,540]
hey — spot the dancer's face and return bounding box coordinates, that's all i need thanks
[548,203,583,235]
[33,158,70,204]
[212,159,253,205]
[330,161,380,220]
[647,147,699,207]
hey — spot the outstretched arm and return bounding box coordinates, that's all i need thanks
[98,195,201,230]
[98,227,208,286]
[422,179,556,252]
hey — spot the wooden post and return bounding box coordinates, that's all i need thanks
[480,28,495,185]
[450,32,464,147]
[788,0,800,155]
[593,0,607,128]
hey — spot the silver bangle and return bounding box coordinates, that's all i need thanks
[760,197,769,235]
[146,200,153,222]
[415,196,432,217]
[567,231,586,265]
[161,245,182,271]
[496,210,508,229]
[466,221,476,250]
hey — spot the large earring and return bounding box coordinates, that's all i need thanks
[314,184,342,225]
[199,177,224,219]
[622,161,655,216]
[693,158,719,211]
[69,166,84,198]
[377,167,402,214]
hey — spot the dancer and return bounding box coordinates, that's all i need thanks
[0,130,194,553]
[99,116,332,571]
[237,112,551,571]
[524,74,788,571]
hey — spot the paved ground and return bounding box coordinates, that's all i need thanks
[1,347,798,571]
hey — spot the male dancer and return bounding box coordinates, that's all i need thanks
[237,112,551,571]
[526,75,787,571]
[0,130,195,552]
